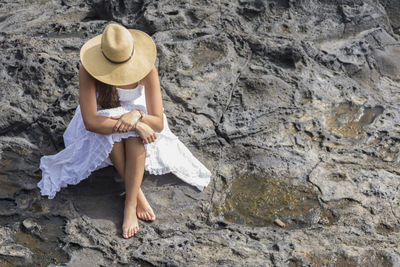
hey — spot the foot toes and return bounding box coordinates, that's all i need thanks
[137,210,155,221]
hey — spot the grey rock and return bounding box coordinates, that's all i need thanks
[0,226,33,264]
[0,0,399,266]
[22,218,41,232]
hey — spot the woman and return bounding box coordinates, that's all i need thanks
[37,23,212,239]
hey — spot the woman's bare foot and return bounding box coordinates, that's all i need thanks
[136,189,156,221]
[122,201,139,238]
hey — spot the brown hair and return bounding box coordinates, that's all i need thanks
[95,79,120,109]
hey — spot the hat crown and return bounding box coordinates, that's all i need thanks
[101,24,134,63]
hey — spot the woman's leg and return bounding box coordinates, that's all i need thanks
[122,137,146,238]
[109,140,156,223]
[109,141,125,179]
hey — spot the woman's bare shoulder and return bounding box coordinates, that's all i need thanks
[79,64,93,80]
[141,66,159,86]
[79,64,96,90]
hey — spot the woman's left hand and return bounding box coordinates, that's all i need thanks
[135,121,157,144]
[110,110,141,133]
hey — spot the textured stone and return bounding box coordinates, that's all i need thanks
[0,0,399,266]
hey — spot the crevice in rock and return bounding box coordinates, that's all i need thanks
[306,160,323,196]
[214,125,231,145]
[388,200,400,224]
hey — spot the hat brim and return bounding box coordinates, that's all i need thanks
[80,29,156,86]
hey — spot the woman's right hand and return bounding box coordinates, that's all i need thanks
[134,121,157,144]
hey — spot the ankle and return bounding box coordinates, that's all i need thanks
[125,199,137,207]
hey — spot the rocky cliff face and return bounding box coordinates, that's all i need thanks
[0,0,399,266]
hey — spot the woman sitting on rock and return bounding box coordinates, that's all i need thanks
[37,23,211,239]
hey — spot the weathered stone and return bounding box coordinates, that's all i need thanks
[0,227,33,265]
[0,0,399,266]
[22,218,41,232]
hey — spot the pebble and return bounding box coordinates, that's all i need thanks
[274,218,286,228]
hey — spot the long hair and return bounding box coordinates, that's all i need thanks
[95,79,120,109]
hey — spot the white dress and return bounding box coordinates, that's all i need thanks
[37,82,212,199]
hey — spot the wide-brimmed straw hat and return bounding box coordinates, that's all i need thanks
[80,23,156,86]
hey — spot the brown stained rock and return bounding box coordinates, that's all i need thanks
[220,174,321,228]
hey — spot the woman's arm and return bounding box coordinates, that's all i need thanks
[106,66,164,133]
[78,65,119,134]
[140,66,164,132]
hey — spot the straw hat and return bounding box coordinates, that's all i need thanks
[80,23,157,86]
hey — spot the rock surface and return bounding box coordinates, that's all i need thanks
[0,0,399,266]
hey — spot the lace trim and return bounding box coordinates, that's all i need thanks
[144,135,211,191]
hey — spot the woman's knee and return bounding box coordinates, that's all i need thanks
[112,140,124,147]
[124,137,145,157]
[110,140,124,154]
[124,136,143,145]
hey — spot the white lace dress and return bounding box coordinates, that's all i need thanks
[37,82,212,199]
